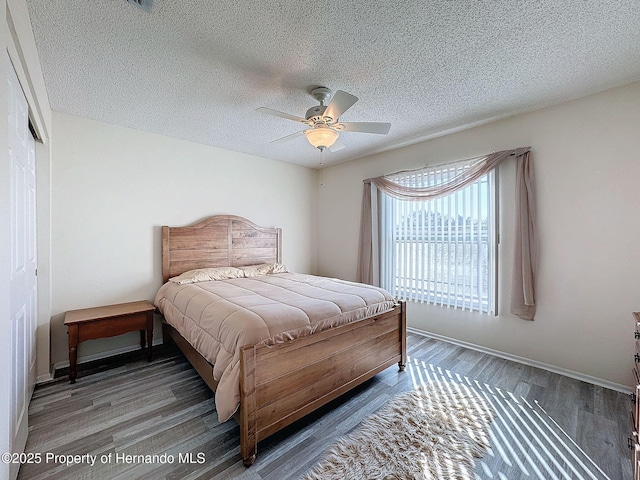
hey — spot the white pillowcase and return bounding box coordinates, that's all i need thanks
[169,267,245,284]
[239,263,288,278]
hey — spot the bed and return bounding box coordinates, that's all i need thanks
[155,215,406,465]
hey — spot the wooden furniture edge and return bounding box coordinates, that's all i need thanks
[162,226,170,284]
[64,300,155,324]
[162,322,219,393]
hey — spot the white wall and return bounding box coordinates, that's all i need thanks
[317,82,640,389]
[50,112,318,367]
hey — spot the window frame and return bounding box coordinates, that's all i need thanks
[378,163,499,315]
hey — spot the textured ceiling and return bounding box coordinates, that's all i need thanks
[26,0,640,168]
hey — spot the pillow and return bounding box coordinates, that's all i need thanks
[239,263,288,278]
[169,266,245,284]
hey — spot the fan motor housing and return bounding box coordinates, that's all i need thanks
[305,105,328,123]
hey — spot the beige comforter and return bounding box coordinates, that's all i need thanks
[154,272,396,422]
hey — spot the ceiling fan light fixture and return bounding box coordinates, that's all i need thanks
[258,88,390,152]
[304,127,339,151]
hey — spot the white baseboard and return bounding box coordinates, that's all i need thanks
[36,373,53,384]
[407,327,631,394]
[48,338,164,381]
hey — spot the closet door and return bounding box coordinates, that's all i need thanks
[8,54,37,477]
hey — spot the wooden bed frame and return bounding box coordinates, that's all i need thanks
[160,215,406,465]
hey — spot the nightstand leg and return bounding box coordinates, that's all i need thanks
[69,346,77,384]
[147,329,153,362]
[139,330,146,349]
[68,324,79,384]
[146,310,153,362]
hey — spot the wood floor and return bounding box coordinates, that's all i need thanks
[19,332,632,479]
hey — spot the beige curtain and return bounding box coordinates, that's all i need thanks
[357,147,537,320]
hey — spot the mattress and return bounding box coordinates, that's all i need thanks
[154,272,396,421]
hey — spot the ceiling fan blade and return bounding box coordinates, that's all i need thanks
[270,130,306,144]
[329,140,345,152]
[323,90,358,121]
[340,122,391,135]
[256,107,307,123]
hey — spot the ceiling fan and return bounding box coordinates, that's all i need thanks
[257,87,391,152]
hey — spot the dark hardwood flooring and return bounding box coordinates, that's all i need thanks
[19,332,632,479]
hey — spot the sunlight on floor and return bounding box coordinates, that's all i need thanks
[406,356,611,480]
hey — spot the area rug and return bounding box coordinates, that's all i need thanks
[302,381,495,480]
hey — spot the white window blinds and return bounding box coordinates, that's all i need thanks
[379,158,497,314]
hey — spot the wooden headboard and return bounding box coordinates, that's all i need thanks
[161,215,282,283]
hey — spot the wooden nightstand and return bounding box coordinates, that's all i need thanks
[64,300,155,383]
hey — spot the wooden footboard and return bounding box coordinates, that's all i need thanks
[162,302,406,466]
[239,301,406,465]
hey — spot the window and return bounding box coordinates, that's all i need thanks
[379,159,497,314]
